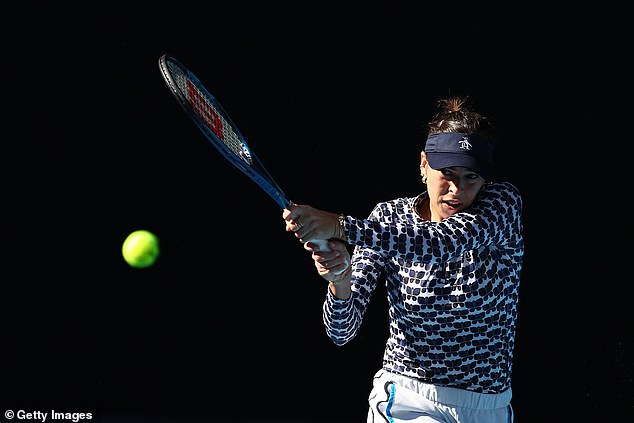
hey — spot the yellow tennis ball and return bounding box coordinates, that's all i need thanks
[122,230,160,268]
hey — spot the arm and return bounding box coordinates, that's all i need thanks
[345,182,523,263]
[321,243,386,346]
[291,229,385,346]
[287,182,523,263]
[303,240,353,300]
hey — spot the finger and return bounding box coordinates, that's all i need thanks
[298,230,315,243]
[305,242,320,253]
[305,240,324,252]
[285,204,302,220]
[329,241,347,254]
[329,263,344,273]
[320,250,340,261]
[315,261,328,273]
[306,242,327,253]
[321,259,341,269]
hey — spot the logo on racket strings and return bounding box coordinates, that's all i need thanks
[187,81,224,141]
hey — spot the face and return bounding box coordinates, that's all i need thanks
[420,152,486,222]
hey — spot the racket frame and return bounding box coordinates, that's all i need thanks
[158,54,332,254]
[158,54,290,209]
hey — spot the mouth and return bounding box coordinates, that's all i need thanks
[443,199,463,210]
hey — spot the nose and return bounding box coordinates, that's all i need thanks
[448,179,463,194]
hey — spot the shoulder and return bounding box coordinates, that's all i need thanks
[480,181,522,203]
[474,181,523,219]
[485,181,521,194]
[369,196,418,220]
[373,196,418,211]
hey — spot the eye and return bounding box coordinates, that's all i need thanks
[466,173,481,180]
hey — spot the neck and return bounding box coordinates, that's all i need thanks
[416,196,432,221]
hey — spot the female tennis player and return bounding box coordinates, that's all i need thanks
[283,96,524,423]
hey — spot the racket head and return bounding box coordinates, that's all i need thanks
[158,54,290,209]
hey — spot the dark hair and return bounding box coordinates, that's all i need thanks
[427,96,495,144]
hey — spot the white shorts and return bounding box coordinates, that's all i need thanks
[367,369,513,423]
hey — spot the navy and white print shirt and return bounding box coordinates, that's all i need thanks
[323,182,524,394]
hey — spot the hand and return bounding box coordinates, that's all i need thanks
[282,204,340,243]
[303,240,351,283]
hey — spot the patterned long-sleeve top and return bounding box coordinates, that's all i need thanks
[323,181,524,394]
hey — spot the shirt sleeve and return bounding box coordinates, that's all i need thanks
[342,182,523,264]
[323,225,388,345]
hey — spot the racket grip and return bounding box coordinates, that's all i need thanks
[308,238,330,252]
[307,239,349,276]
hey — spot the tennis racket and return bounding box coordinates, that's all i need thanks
[158,54,331,253]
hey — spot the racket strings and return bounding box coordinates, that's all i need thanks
[167,61,252,166]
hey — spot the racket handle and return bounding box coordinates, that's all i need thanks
[308,238,330,252]
[306,239,349,276]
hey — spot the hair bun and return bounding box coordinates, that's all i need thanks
[427,95,493,137]
[439,97,467,113]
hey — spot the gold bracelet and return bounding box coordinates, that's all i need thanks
[336,213,346,240]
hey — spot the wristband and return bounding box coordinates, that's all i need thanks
[331,279,350,288]
[330,266,352,287]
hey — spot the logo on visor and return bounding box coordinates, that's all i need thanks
[458,136,472,150]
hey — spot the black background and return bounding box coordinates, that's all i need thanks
[5,2,632,422]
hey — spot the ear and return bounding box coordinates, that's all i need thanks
[420,151,429,175]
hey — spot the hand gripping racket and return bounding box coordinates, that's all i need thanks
[158,54,332,253]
